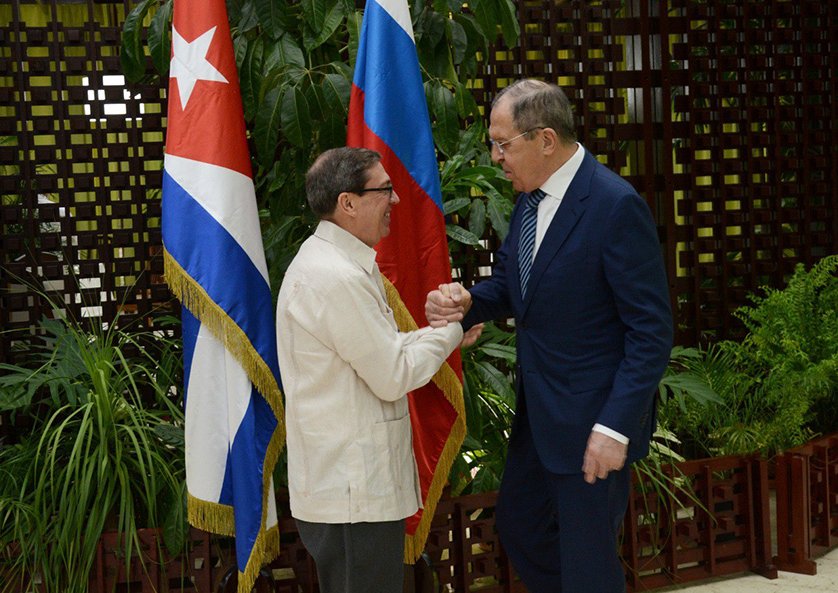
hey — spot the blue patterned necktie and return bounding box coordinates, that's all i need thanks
[518,188,547,298]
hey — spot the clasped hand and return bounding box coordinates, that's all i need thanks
[426,283,482,347]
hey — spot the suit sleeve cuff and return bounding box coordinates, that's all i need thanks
[592,423,629,445]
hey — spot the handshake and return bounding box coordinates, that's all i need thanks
[426,283,483,348]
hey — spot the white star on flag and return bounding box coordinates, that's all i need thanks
[170,25,229,110]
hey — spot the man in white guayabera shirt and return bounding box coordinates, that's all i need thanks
[275,147,480,593]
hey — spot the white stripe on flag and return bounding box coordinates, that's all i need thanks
[185,322,252,501]
[375,0,414,41]
[164,153,269,282]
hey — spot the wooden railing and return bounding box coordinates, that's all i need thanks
[774,433,838,575]
[12,434,830,592]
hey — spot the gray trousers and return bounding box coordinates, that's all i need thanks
[295,518,406,593]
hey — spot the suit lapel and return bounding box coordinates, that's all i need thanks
[520,151,596,312]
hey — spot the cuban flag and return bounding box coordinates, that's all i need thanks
[161,0,284,591]
[347,0,465,561]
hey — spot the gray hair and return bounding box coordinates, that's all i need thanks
[493,79,577,144]
[305,147,382,218]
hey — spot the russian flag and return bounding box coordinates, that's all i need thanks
[161,0,284,591]
[347,0,466,561]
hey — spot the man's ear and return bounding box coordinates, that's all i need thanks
[336,191,355,217]
[541,128,559,154]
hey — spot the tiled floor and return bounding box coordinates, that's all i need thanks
[656,547,838,592]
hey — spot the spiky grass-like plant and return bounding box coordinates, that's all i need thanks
[0,304,186,592]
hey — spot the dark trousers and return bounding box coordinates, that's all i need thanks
[496,410,631,593]
[295,518,405,593]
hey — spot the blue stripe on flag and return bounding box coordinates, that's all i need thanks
[220,385,278,569]
[162,171,282,387]
[180,306,199,406]
[353,0,443,211]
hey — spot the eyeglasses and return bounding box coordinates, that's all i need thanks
[488,127,542,156]
[354,185,394,200]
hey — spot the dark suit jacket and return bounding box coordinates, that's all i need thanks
[465,150,673,474]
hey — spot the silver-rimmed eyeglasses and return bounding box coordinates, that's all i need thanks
[488,128,542,156]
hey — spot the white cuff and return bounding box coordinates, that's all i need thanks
[592,423,629,445]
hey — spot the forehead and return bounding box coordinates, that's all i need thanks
[489,100,516,136]
[365,161,389,183]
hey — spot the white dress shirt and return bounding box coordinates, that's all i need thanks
[530,143,629,446]
[276,220,463,523]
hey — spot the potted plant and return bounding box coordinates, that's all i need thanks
[0,284,187,593]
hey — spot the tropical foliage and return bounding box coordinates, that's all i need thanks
[0,288,186,593]
[450,321,516,495]
[659,255,838,458]
[120,0,522,494]
[121,0,519,286]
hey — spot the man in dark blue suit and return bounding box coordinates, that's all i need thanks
[426,79,673,592]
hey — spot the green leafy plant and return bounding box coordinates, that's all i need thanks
[0,285,186,593]
[121,0,520,290]
[659,255,838,457]
[440,121,514,248]
[449,321,516,496]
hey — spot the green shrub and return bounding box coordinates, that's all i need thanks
[660,255,838,457]
[0,306,186,593]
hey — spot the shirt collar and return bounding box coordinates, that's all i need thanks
[314,220,378,275]
[540,142,585,199]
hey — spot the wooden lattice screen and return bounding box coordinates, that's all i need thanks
[470,0,838,342]
[2,0,837,365]
[1,0,170,368]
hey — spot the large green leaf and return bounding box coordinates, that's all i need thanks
[415,7,446,48]
[318,73,350,149]
[415,10,457,80]
[346,10,363,68]
[427,80,459,157]
[148,0,173,76]
[446,223,481,246]
[470,0,520,48]
[302,0,344,51]
[265,33,305,70]
[451,14,487,77]
[253,83,284,168]
[280,85,312,148]
[443,197,471,215]
[469,0,500,44]
[495,0,521,48]
[447,17,468,66]
[478,343,516,363]
[321,71,351,115]
[235,0,261,33]
[253,0,293,39]
[304,80,327,121]
[452,81,480,120]
[474,361,516,406]
[468,198,486,239]
[487,193,512,240]
[239,36,265,121]
[120,0,154,83]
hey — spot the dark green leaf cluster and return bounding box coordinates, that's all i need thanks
[449,321,516,496]
[121,0,520,293]
[659,255,838,458]
[0,282,186,592]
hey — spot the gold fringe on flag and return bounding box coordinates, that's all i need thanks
[381,276,467,564]
[164,249,285,593]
